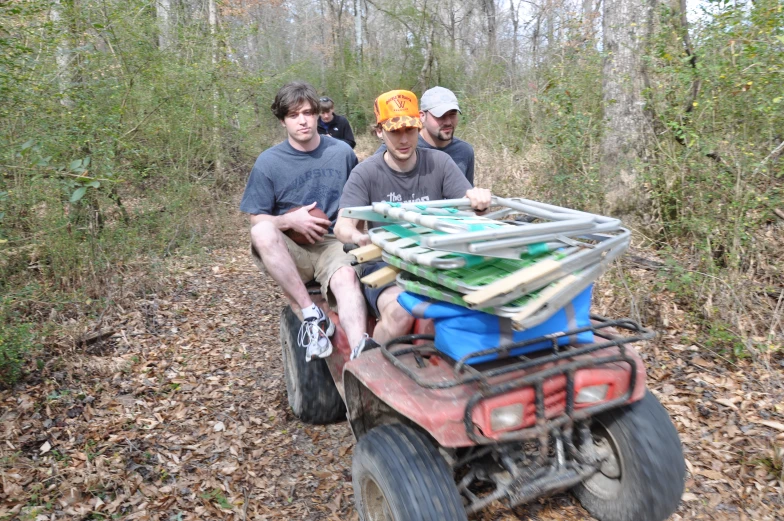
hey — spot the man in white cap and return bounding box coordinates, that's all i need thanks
[418,86,475,185]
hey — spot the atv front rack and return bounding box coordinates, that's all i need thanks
[381,316,654,444]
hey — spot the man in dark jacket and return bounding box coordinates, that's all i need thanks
[317,97,356,149]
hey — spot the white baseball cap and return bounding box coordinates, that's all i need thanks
[420,86,461,117]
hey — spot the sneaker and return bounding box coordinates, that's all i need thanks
[351,333,381,360]
[297,308,335,362]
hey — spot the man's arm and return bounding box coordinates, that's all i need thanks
[249,202,332,245]
[335,212,370,246]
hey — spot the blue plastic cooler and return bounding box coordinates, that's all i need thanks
[397,286,594,364]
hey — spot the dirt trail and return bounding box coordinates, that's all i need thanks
[1,245,782,520]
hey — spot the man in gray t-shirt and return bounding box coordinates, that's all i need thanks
[373,86,476,185]
[335,89,491,353]
[240,81,366,363]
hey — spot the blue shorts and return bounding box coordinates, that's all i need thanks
[357,260,396,318]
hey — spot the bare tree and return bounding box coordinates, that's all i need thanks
[582,0,598,42]
[50,0,73,107]
[600,0,656,215]
[155,0,173,50]
[478,0,498,61]
[354,0,363,63]
[208,0,223,177]
[509,0,520,73]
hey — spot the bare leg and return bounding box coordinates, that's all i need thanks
[251,221,312,310]
[372,286,415,345]
[328,266,367,348]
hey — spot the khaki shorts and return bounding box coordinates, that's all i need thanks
[251,234,354,307]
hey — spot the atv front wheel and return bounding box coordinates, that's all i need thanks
[573,390,685,521]
[280,306,346,424]
[352,424,468,521]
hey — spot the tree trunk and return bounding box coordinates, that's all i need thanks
[479,0,497,61]
[531,10,541,67]
[417,17,435,90]
[50,0,73,107]
[354,0,362,64]
[601,0,655,216]
[207,0,223,178]
[155,0,172,50]
[582,0,597,42]
[510,0,519,74]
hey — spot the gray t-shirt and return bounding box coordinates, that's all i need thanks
[340,148,472,229]
[239,136,358,228]
[375,135,475,185]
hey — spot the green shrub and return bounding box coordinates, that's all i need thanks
[0,313,37,388]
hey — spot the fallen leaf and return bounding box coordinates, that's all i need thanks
[213,421,225,432]
[755,420,784,432]
[40,441,51,454]
[715,398,738,410]
[697,468,725,481]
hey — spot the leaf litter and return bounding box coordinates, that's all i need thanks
[1,246,782,520]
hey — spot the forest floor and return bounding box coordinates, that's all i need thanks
[2,236,783,521]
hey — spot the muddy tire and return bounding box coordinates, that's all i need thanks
[573,391,686,521]
[352,424,468,521]
[280,306,346,424]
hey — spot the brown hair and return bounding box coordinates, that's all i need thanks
[319,97,334,112]
[270,81,320,121]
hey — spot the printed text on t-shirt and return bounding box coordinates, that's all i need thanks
[386,192,431,203]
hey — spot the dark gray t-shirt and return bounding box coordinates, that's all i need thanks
[340,148,471,229]
[239,136,358,227]
[375,135,475,185]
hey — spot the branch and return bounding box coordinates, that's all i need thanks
[121,97,170,139]
[751,140,784,177]
[365,0,416,34]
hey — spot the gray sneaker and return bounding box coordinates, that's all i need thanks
[297,308,335,362]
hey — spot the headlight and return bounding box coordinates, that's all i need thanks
[575,384,609,404]
[490,403,524,432]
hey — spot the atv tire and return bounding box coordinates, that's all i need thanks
[573,390,686,521]
[280,305,346,424]
[352,423,468,521]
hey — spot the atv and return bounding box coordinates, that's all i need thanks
[280,286,685,521]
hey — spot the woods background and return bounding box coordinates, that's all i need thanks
[1,0,782,385]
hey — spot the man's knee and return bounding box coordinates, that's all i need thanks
[251,221,284,252]
[381,300,414,333]
[329,265,360,290]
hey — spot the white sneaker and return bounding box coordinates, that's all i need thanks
[297,308,335,362]
[351,333,380,360]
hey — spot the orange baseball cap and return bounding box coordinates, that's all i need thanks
[374,90,423,131]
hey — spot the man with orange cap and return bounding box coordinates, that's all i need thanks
[335,90,491,355]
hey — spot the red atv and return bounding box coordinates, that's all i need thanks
[280,287,685,521]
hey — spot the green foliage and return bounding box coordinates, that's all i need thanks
[200,489,232,509]
[646,0,784,253]
[0,301,38,388]
[1,0,275,379]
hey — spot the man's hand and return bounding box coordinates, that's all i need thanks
[466,188,492,213]
[284,202,332,244]
[335,212,370,247]
[352,232,371,246]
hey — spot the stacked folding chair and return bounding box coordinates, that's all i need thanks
[344,196,629,333]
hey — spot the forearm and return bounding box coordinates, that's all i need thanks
[249,213,291,231]
[335,214,366,244]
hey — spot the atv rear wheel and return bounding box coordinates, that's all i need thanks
[352,424,468,521]
[573,390,685,521]
[280,305,346,424]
